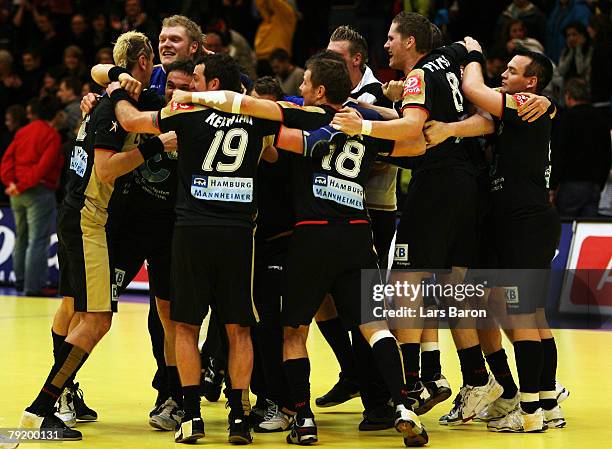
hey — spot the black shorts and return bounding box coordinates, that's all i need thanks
[282,224,380,328]
[170,225,257,326]
[253,235,290,325]
[112,217,174,301]
[369,209,397,269]
[393,168,478,270]
[57,205,118,313]
[482,207,561,314]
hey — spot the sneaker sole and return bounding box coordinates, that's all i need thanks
[254,424,290,433]
[76,415,97,422]
[487,426,547,433]
[149,418,177,431]
[315,392,360,408]
[358,421,394,431]
[545,419,566,429]
[396,421,428,447]
[286,434,318,445]
[415,387,452,416]
[228,435,253,444]
[175,432,205,443]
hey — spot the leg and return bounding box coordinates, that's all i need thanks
[24,187,55,293]
[10,194,27,291]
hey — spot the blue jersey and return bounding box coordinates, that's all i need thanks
[149,65,166,96]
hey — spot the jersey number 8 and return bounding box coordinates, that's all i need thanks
[446,72,464,113]
[321,140,365,179]
[202,129,248,173]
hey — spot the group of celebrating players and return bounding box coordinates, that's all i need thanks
[15,9,569,448]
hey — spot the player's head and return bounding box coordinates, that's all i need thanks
[251,76,283,101]
[501,49,553,94]
[191,53,241,93]
[159,15,205,68]
[269,48,293,79]
[301,50,351,107]
[385,12,432,70]
[165,59,195,103]
[328,25,368,76]
[113,31,155,84]
[430,23,444,49]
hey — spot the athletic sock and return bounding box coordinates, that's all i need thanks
[540,338,558,410]
[27,342,89,416]
[166,366,183,407]
[283,358,313,419]
[458,345,488,386]
[371,337,410,408]
[485,349,518,399]
[456,348,469,386]
[316,318,358,381]
[227,388,251,418]
[514,340,543,414]
[420,342,441,383]
[182,385,201,420]
[400,343,420,388]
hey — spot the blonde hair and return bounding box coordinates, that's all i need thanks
[162,15,206,55]
[113,31,154,70]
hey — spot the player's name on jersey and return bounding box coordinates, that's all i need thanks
[191,175,253,203]
[204,111,253,128]
[422,55,451,73]
[312,173,364,210]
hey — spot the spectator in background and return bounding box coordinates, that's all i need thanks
[485,51,507,87]
[0,95,63,296]
[68,13,94,64]
[25,98,39,123]
[91,11,115,54]
[40,68,61,98]
[207,18,257,80]
[0,3,17,55]
[121,0,159,50]
[546,0,592,63]
[557,21,592,83]
[20,49,44,99]
[204,30,229,55]
[551,78,612,217]
[57,45,89,83]
[0,105,27,204]
[268,48,304,96]
[0,50,25,119]
[254,0,297,76]
[587,14,612,110]
[55,77,81,147]
[32,8,64,68]
[504,18,545,54]
[498,0,547,44]
[95,47,114,65]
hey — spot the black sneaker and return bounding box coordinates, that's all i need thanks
[228,416,253,444]
[175,417,205,443]
[70,383,98,421]
[200,356,224,402]
[359,403,395,431]
[420,374,452,415]
[20,411,82,441]
[149,392,170,418]
[404,382,431,416]
[286,417,317,445]
[315,376,359,408]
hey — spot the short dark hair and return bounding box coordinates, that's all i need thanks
[330,25,369,69]
[38,95,62,121]
[206,29,229,47]
[514,49,553,93]
[392,11,433,54]
[252,76,283,100]
[305,50,351,105]
[430,23,444,49]
[563,20,588,38]
[166,59,195,77]
[195,53,242,93]
[269,48,290,63]
[60,77,82,96]
[6,104,27,129]
[564,77,590,103]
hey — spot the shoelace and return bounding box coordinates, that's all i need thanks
[263,400,279,421]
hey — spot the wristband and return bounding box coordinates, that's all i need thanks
[138,136,164,160]
[546,99,556,116]
[361,120,372,136]
[109,88,135,106]
[108,66,130,82]
[232,94,244,114]
[466,50,485,66]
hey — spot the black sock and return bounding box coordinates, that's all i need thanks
[283,358,313,419]
[400,343,420,388]
[226,388,251,418]
[28,342,89,416]
[420,349,441,383]
[540,338,557,410]
[456,348,469,386]
[166,366,183,407]
[458,345,488,386]
[316,318,357,381]
[182,385,201,420]
[371,337,410,408]
[514,340,543,414]
[485,349,518,399]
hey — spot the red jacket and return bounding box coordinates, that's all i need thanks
[0,120,63,192]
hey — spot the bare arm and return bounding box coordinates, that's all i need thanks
[94,149,146,184]
[91,64,116,87]
[461,39,503,118]
[331,107,427,141]
[93,65,142,95]
[114,99,160,134]
[424,113,494,148]
[391,134,427,157]
[355,101,400,120]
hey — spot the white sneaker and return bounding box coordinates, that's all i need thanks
[438,387,466,426]
[149,398,184,431]
[474,392,520,422]
[543,405,566,428]
[487,407,546,432]
[54,389,76,428]
[555,380,570,404]
[253,400,293,432]
[0,434,19,449]
[459,374,503,422]
[395,404,428,446]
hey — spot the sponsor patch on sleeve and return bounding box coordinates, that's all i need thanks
[512,94,529,107]
[402,75,423,97]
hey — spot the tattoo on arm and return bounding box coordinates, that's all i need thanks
[151,112,159,130]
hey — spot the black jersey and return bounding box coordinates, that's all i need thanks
[399,43,473,173]
[290,131,394,222]
[490,93,554,217]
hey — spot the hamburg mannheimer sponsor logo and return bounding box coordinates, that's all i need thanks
[312,173,364,209]
[191,175,253,203]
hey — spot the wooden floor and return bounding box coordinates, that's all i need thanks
[1,294,610,448]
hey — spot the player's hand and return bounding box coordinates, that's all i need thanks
[80,92,100,115]
[517,93,551,122]
[172,89,193,104]
[382,80,405,102]
[261,145,279,163]
[464,36,482,53]
[118,72,142,96]
[158,131,177,152]
[423,120,452,148]
[331,107,363,136]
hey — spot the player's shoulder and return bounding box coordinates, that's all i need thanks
[276,101,328,115]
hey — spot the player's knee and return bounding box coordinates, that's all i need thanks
[82,312,112,339]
